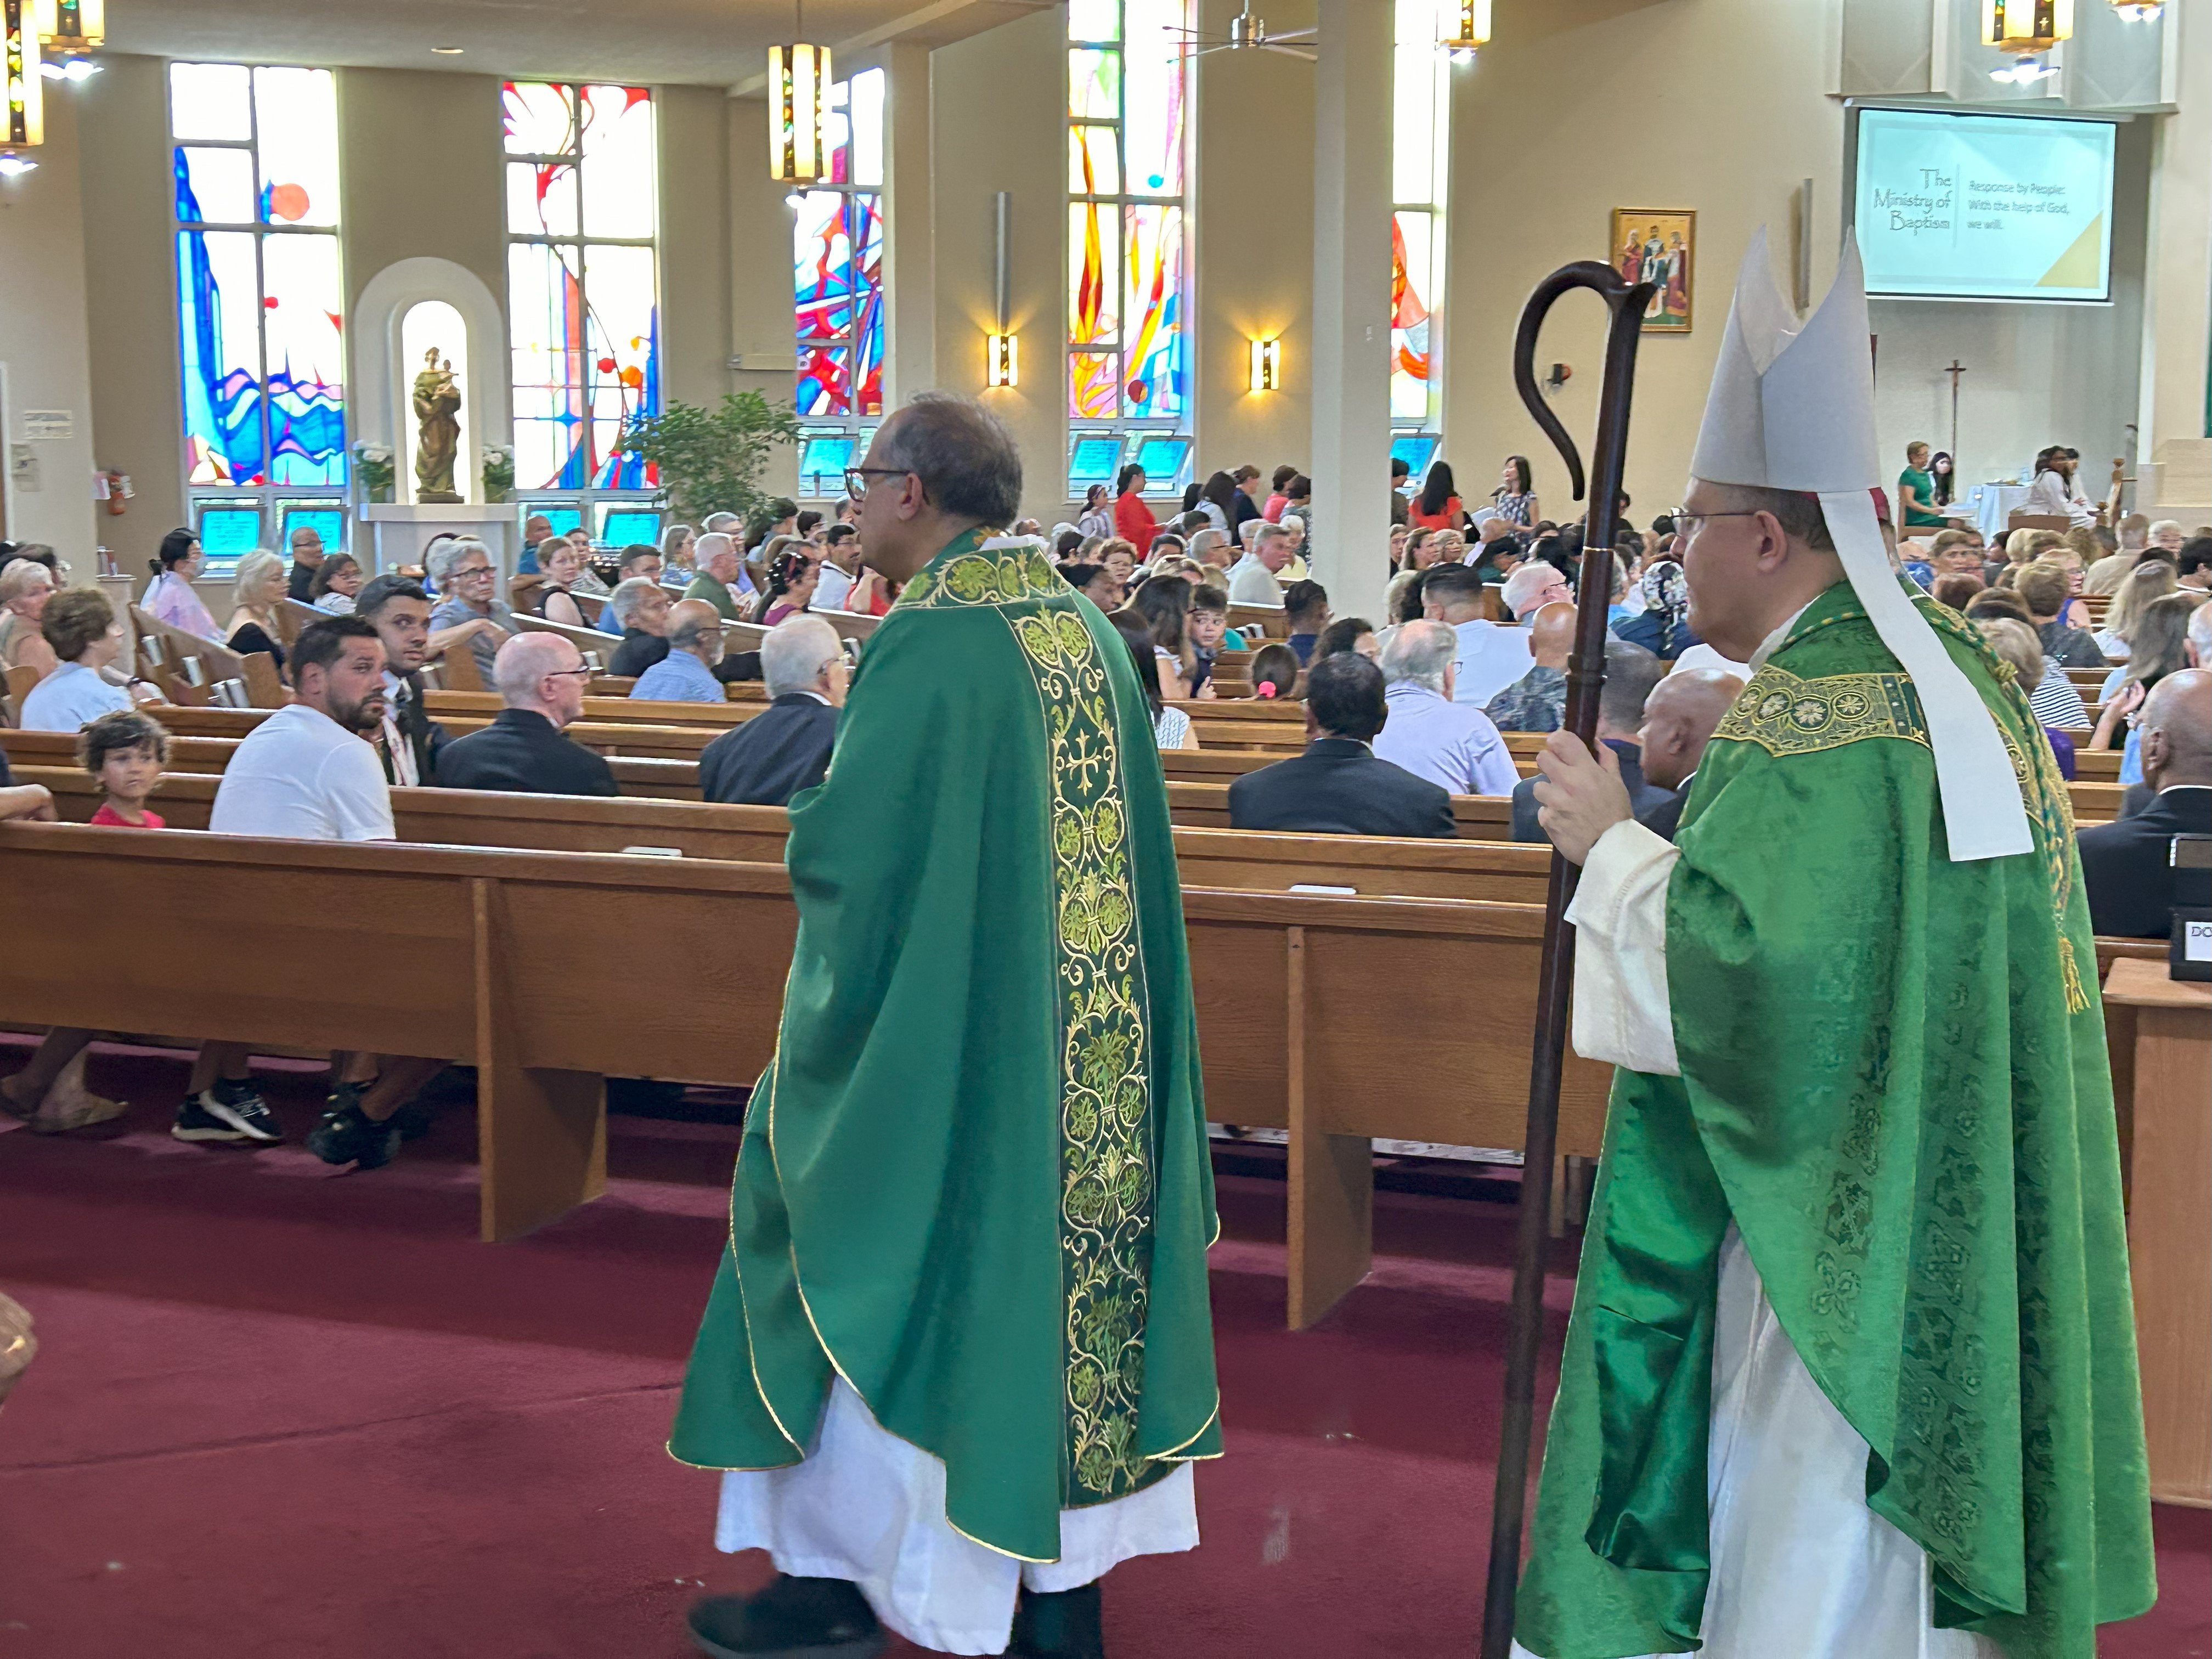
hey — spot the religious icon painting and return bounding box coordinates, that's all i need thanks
[1610,208,1695,333]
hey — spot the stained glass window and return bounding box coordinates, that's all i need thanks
[1392,1,1449,428]
[794,67,885,421]
[503,81,659,492]
[1067,0,1189,430]
[170,63,346,488]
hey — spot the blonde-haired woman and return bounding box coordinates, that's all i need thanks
[2092,558,2176,662]
[223,549,290,674]
[0,558,59,686]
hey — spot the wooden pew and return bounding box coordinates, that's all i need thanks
[1229,603,1290,640]
[0,822,795,1246]
[131,605,282,709]
[512,612,628,668]
[424,689,766,725]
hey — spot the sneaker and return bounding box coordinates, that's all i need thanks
[196,1079,282,1143]
[686,1575,886,1658]
[172,1096,255,1144]
[304,1085,401,1171]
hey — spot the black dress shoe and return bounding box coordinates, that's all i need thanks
[1008,1583,1105,1659]
[686,1575,888,1659]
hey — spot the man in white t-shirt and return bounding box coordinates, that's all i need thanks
[210,616,396,840]
[209,614,448,1169]
[812,522,863,611]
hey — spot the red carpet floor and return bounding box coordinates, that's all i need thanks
[0,1043,2203,1658]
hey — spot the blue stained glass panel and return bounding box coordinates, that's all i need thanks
[176,221,264,486]
[262,232,347,485]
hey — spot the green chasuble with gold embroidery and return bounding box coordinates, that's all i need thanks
[668,529,1222,1562]
[1516,582,2154,1659]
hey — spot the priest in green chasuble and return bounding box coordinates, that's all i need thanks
[1513,235,2154,1659]
[669,394,1221,1659]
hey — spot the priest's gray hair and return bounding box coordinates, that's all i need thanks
[1699,483,1836,553]
[1378,618,1458,694]
[877,392,1023,526]
[761,614,843,697]
[607,576,659,626]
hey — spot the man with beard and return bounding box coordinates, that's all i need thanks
[208,617,448,1169]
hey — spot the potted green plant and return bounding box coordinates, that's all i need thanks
[616,392,800,527]
[353,441,396,505]
[482,443,515,504]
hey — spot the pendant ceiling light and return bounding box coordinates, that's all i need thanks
[1981,0,2071,82]
[2,0,43,173]
[769,0,831,187]
[1440,0,1492,63]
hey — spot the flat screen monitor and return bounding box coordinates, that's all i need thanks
[1390,433,1442,478]
[1130,434,1192,489]
[798,431,860,494]
[279,506,345,554]
[532,504,584,538]
[1850,106,2117,302]
[1067,433,1125,488]
[601,507,662,546]
[194,506,262,566]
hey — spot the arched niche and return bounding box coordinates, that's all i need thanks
[352,258,508,504]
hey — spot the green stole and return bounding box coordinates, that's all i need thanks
[668,528,1222,1562]
[1515,582,2154,1659]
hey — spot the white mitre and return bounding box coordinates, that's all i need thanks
[1689,230,2031,862]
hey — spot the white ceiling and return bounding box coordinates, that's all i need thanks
[103,0,1050,89]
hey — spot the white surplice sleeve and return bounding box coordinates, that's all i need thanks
[1563,817,1681,1076]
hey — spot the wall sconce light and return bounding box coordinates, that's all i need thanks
[2,0,43,172]
[1440,0,1491,63]
[1980,0,2071,81]
[986,331,1019,389]
[1248,337,1281,393]
[2107,0,2160,19]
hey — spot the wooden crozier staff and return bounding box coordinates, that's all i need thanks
[1479,259,1656,1659]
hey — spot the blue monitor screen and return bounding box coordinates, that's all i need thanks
[280,507,345,553]
[533,505,584,538]
[601,509,662,546]
[195,507,262,562]
[1068,434,1124,485]
[1132,436,1190,483]
[799,433,859,486]
[1391,433,1441,477]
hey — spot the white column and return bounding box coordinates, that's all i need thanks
[881,42,937,409]
[2135,0,2211,516]
[1307,0,1395,624]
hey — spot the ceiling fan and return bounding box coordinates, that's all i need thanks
[1170,2,1317,62]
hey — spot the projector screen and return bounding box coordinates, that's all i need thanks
[1852,107,2117,303]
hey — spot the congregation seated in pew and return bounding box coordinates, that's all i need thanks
[630,600,733,702]
[1422,565,1532,707]
[697,616,844,806]
[1372,618,1517,797]
[1229,652,1454,838]
[19,589,132,733]
[425,538,520,684]
[1482,601,1574,733]
[436,633,617,799]
[2078,668,2211,937]
[1509,638,1670,842]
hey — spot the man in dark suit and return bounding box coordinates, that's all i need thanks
[1228,652,1455,837]
[1510,637,1671,842]
[2078,668,2212,936]
[435,633,618,797]
[698,615,847,806]
[1626,665,1745,841]
[357,575,448,787]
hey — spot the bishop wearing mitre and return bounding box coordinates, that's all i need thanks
[1515,234,2155,1659]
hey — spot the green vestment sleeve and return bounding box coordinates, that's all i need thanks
[668,533,1221,1564]
[1515,585,2154,1659]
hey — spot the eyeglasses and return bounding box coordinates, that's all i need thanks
[1667,508,1765,537]
[451,563,494,579]
[843,466,912,500]
[545,667,594,680]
